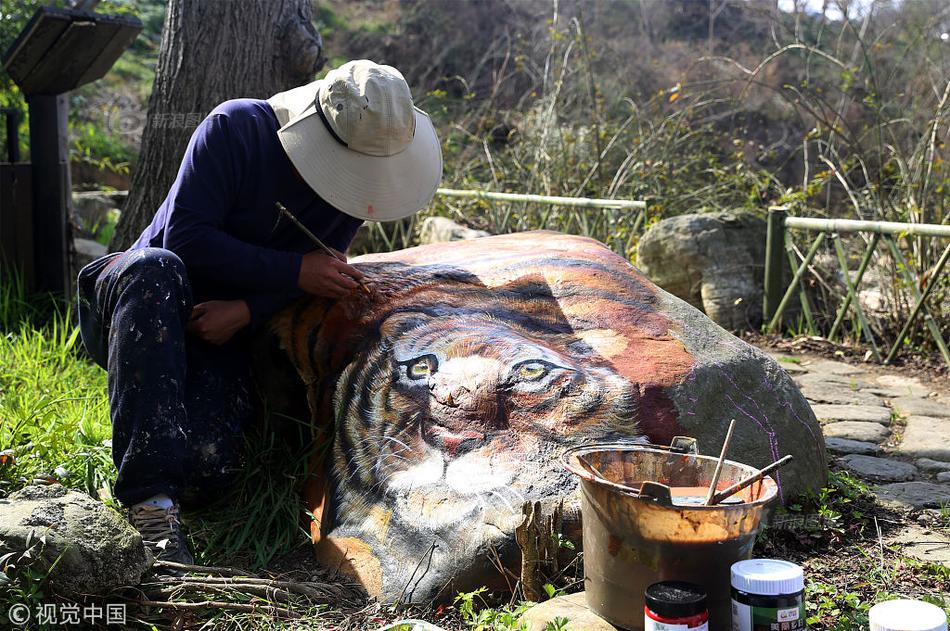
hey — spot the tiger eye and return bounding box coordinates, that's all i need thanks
[409,359,431,378]
[518,363,547,380]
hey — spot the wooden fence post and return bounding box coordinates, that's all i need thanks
[763,206,787,325]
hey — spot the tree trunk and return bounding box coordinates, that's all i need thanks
[111,0,324,250]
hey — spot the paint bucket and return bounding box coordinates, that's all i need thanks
[562,440,779,631]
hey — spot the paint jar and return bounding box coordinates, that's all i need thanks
[731,559,805,630]
[869,599,948,631]
[644,581,709,630]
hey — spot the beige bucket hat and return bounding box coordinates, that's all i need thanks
[268,60,442,222]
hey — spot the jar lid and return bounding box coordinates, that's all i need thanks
[730,559,804,596]
[869,599,948,631]
[645,581,708,618]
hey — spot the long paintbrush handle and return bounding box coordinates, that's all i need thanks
[710,454,794,505]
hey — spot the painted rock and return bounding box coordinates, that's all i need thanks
[273,231,825,603]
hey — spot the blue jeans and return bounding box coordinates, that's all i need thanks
[76,247,254,506]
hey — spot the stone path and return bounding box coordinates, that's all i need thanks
[769,353,950,567]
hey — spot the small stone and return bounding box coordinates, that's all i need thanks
[891,397,950,419]
[822,421,890,443]
[898,416,950,461]
[916,458,950,473]
[801,359,866,375]
[889,524,950,569]
[938,472,950,483]
[521,592,619,631]
[874,481,950,510]
[811,404,891,425]
[825,438,882,455]
[838,455,917,482]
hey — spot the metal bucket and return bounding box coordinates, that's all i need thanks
[562,440,778,631]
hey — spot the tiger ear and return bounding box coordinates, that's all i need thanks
[378,311,435,341]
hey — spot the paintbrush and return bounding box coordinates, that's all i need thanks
[275,202,370,295]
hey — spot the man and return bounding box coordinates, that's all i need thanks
[77,60,442,564]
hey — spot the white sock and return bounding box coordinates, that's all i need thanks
[134,493,174,510]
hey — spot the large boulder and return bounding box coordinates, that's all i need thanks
[0,484,150,596]
[637,211,766,330]
[270,231,825,604]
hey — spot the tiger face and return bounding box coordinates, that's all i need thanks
[332,312,640,531]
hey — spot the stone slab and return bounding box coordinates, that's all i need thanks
[795,372,873,390]
[812,404,891,425]
[522,592,618,631]
[889,525,950,569]
[838,455,917,482]
[800,383,882,406]
[891,397,950,419]
[801,359,867,375]
[917,458,950,473]
[825,438,882,456]
[897,416,950,461]
[872,375,933,398]
[768,355,809,373]
[874,482,950,510]
[938,472,950,483]
[822,421,890,443]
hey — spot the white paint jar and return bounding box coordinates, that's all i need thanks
[869,599,948,631]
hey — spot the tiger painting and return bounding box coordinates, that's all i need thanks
[273,231,825,603]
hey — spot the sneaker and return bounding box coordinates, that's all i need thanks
[129,502,195,567]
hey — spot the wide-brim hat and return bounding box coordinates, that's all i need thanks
[268,60,442,222]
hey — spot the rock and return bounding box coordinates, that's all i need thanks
[417,216,490,245]
[917,458,950,473]
[811,404,891,425]
[636,210,767,330]
[0,484,150,596]
[799,382,882,406]
[72,190,126,236]
[800,359,866,375]
[838,455,917,482]
[888,524,950,569]
[938,472,950,483]
[869,375,933,398]
[825,438,881,455]
[522,592,618,631]
[74,238,108,268]
[874,482,950,510]
[891,397,950,419]
[269,231,826,603]
[794,372,873,391]
[822,421,890,443]
[768,354,809,373]
[897,416,950,461]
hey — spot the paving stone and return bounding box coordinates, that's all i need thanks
[839,454,917,482]
[794,372,873,390]
[872,375,933,398]
[522,592,618,631]
[917,458,950,473]
[938,472,950,483]
[875,482,950,510]
[825,438,882,455]
[811,403,892,424]
[822,421,890,442]
[891,397,950,419]
[769,355,810,373]
[801,359,867,375]
[897,416,950,461]
[889,524,950,569]
[800,382,883,406]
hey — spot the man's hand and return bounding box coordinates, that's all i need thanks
[298,251,366,298]
[187,300,251,345]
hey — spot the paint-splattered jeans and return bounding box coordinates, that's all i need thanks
[77,247,254,506]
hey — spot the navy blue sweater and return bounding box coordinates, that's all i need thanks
[133,99,363,327]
